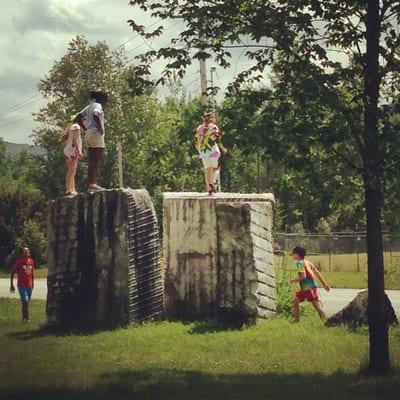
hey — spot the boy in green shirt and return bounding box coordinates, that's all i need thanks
[290,246,331,323]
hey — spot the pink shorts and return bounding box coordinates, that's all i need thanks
[295,287,319,302]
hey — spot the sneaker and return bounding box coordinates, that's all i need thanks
[88,184,105,192]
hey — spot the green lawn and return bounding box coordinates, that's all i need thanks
[275,253,400,289]
[0,299,399,400]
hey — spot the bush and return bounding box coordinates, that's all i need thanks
[0,177,46,268]
[276,271,294,315]
[7,219,47,267]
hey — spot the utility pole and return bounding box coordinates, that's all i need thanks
[210,66,216,110]
[117,136,123,188]
[199,58,208,106]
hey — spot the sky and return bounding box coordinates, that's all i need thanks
[0,0,252,144]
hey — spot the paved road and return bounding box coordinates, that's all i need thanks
[319,288,400,317]
[1,279,399,317]
[1,278,47,301]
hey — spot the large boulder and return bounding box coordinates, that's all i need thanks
[46,188,163,328]
[326,289,398,327]
[216,202,276,324]
[163,192,276,322]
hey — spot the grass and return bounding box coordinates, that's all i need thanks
[0,298,399,400]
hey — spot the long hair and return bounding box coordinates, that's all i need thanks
[58,123,71,143]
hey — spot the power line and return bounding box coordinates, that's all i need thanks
[0,115,32,130]
[0,95,42,118]
[125,20,182,56]
[0,21,169,118]
[0,94,41,116]
[112,19,163,51]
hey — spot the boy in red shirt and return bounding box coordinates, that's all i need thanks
[10,247,36,322]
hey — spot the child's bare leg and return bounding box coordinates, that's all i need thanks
[66,163,72,193]
[70,160,77,192]
[66,160,77,193]
[204,168,214,192]
[312,300,326,320]
[22,301,28,321]
[203,168,209,192]
[293,296,301,323]
[207,168,215,190]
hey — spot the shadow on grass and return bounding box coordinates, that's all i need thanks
[188,319,249,334]
[2,368,400,400]
[6,323,119,340]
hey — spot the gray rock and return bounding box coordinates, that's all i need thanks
[326,289,398,327]
[163,192,276,322]
[46,188,163,328]
[217,202,276,324]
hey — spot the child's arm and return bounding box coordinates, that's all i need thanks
[72,128,82,156]
[10,263,17,293]
[214,129,228,154]
[195,127,202,151]
[290,261,306,284]
[311,263,331,291]
[290,272,306,284]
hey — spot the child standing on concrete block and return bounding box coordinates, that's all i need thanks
[61,122,83,196]
[195,112,227,194]
[290,245,331,323]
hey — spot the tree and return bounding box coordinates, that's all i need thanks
[128,0,400,373]
[0,175,46,269]
[34,36,130,195]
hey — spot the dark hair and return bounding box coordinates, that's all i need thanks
[292,245,306,259]
[72,112,86,130]
[89,91,108,106]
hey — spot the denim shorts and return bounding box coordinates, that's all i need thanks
[18,287,33,302]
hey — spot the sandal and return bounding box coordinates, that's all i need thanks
[208,183,217,195]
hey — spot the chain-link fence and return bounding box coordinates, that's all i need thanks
[274,233,400,272]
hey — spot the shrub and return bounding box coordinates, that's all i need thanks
[7,219,47,267]
[276,271,294,315]
[0,177,46,268]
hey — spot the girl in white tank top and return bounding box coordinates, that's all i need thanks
[62,123,82,196]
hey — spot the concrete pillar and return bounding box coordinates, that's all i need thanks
[46,189,163,328]
[163,192,275,320]
[217,202,276,323]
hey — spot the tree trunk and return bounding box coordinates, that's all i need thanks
[364,0,390,374]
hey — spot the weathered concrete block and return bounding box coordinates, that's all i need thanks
[326,289,398,327]
[163,192,275,320]
[46,189,163,328]
[217,202,276,323]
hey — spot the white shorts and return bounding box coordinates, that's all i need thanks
[202,157,219,169]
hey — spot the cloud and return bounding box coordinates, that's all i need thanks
[0,69,39,93]
[0,1,255,144]
[12,0,129,37]
[13,0,86,33]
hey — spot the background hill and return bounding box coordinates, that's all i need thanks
[4,141,46,156]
